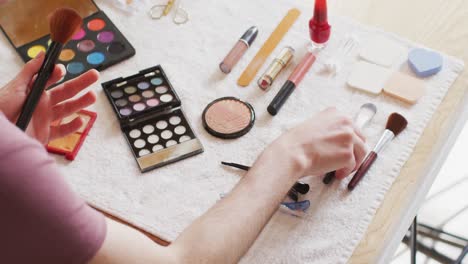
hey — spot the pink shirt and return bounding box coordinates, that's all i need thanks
[0,113,106,263]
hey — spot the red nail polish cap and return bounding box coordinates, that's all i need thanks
[309,0,331,44]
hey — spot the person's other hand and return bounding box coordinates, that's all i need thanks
[268,107,367,180]
[0,52,98,144]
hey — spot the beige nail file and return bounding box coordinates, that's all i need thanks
[237,8,301,87]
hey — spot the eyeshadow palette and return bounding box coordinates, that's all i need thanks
[103,65,203,172]
[0,0,135,87]
[47,110,97,160]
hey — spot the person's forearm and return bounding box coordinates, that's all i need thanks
[169,145,301,263]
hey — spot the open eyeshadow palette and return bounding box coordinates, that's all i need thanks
[0,0,135,87]
[102,65,204,172]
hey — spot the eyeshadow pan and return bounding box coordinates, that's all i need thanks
[129,129,141,138]
[120,108,132,116]
[27,45,46,59]
[160,94,173,103]
[124,86,137,94]
[151,78,163,85]
[179,135,191,142]
[72,28,86,40]
[137,82,150,90]
[156,120,168,129]
[134,139,146,148]
[133,103,146,111]
[143,125,155,134]
[161,130,173,139]
[152,145,164,152]
[142,90,154,98]
[147,99,159,107]
[169,116,181,125]
[97,31,114,43]
[111,90,124,99]
[108,42,126,54]
[77,40,95,52]
[174,125,186,135]
[129,95,141,103]
[67,62,85,75]
[87,52,105,65]
[59,49,75,61]
[148,135,159,144]
[115,99,127,107]
[166,140,177,147]
[139,149,150,157]
[155,86,168,94]
[88,18,106,31]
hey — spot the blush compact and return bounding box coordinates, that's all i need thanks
[202,97,255,139]
[103,65,203,172]
[0,0,135,87]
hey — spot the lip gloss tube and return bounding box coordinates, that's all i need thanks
[267,52,316,116]
[258,46,295,90]
[219,26,258,74]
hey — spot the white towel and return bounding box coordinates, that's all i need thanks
[0,0,463,263]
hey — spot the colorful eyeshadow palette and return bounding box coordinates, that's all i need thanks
[0,0,135,87]
[47,110,97,160]
[103,65,204,172]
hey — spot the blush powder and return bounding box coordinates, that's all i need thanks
[202,97,255,139]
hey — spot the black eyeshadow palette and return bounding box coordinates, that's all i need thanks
[103,65,203,172]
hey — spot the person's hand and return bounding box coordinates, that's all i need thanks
[267,107,367,180]
[0,52,98,144]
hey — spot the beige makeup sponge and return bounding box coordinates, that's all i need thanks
[383,72,425,104]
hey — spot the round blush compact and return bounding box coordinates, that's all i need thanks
[202,97,255,139]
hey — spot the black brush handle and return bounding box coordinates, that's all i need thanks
[322,171,336,185]
[16,42,63,131]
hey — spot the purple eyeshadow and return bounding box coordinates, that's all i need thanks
[77,40,95,52]
[120,108,132,116]
[137,82,150,90]
[97,31,115,43]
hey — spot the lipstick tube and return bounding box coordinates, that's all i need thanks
[219,26,258,74]
[258,47,295,90]
[267,52,316,116]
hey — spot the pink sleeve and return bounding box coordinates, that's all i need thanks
[0,113,106,264]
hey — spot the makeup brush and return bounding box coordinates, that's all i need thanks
[16,8,82,131]
[323,103,377,184]
[347,113,408,191]
[221,161,310,195]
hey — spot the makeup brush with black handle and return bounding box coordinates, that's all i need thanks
[347,113,408,191]
[16,8,82,131]
[221,162,310,198]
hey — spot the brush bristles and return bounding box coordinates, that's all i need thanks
[386,113,408,136]
[49,7,82,44]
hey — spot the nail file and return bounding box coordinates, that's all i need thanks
[237,8,301,87]
[383,72,425,104]
[360,36,407,67]
[408,48,443,77]
[347,60,391,94]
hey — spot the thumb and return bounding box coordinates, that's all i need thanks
[15,51,46,86]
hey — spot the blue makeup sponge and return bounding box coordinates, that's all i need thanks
[408,48,443,77]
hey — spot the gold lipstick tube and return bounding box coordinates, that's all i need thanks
[258,46,294,90]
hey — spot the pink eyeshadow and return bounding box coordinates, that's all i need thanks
[147,99,159,107]
[72,28,86,40]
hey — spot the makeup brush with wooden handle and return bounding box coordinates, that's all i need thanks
[16,8,82,131]
[347,113,408,191]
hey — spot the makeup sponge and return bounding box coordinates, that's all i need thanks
[383,72,425,104]
[360,36,407,67]
[408,48,443,77]
[347,61,391,94]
